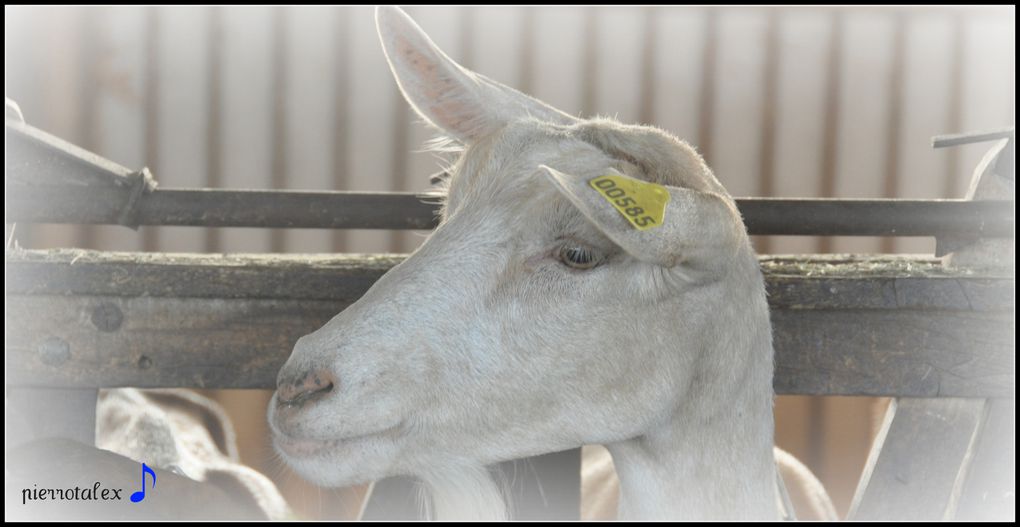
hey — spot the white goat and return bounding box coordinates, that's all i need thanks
[270,6,810,520]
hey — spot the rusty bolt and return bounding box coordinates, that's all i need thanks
[38,337,71,366]
[91,302,123,332]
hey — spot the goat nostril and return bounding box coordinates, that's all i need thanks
[277,370,336,407]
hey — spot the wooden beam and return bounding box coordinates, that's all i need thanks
[7,250,1013,307]
[771,310,1013,397]
[5,250,1014,396]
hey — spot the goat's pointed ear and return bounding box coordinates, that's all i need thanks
[376,6,576,143]
[539,165,745,278]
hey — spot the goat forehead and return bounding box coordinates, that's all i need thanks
[445,122,608,214]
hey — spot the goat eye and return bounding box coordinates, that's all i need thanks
[558,245,601,270]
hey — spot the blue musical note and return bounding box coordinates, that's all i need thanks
[130,463,156,503]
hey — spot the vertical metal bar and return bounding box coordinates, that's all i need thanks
[696,8,719,166]
[757,8,781,254]
[1011,50,1017,127]
[808,9,846,477]
[807,397,828,487]
[6,10,37,249]
[204,6,224,253]
[879,13,907,254]
[332,6,352,253]
[458,6,476,71]
[637,6,658,127]
[269,6,288,253]
[817,11,844,254]
[76,6,101,250]
[579,7,599,118]
[142,6,161,252]
[942,15,965,199]
[518,7,536,96]
[388,5,412,254]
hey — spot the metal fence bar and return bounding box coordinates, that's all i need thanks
[933,128,1016,149]
[74,7,103,250]
[757,9,781,254]
[7,186,1013,237]
[332,6,352,252]
[205,6,225,253]
[637,7,658,127]
[737,197,1013,237]
[696,8,719,165]
[8,120,1014,237]
[269,6,289,253]
[458,6,476,70]
[817,11,845,254]
[388,6,412,254]
[941,17,965,198]
[517,7,536,96]
[879,12,907,254]
[580,7,599,118]
[142,6,161,252]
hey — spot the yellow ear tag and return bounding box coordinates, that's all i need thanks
[588,174,670,231]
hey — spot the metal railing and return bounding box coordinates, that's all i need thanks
[7,119,1014,240]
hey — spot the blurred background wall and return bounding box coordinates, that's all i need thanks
[5,5,1014,520]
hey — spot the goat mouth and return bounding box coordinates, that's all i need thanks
[274,423,402,459]
[274,435,346,458]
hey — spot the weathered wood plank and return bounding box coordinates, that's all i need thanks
[7,250,1014,309]
[771,310,1013,397]
[5,252,1014,396]
[6,295,334,389]
[6,249,401,301]
[848,398,986,520]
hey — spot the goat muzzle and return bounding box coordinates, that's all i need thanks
[276,370,336,408]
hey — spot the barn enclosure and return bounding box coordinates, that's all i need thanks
[5,4,1015,521]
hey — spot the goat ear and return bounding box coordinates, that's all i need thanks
[540,165,745,279]
[376,6,576,143]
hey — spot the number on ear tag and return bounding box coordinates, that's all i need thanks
[589,175,669,231]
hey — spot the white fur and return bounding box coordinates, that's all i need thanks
[774,446,840,521]
[580,445,838,521]
[270,6,789,520]
[422,463,508,521]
